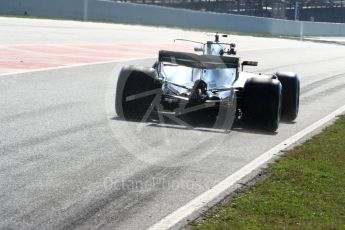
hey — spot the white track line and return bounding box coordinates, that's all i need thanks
[149,104,345,230]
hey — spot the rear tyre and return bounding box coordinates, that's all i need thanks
[115,66,162,121]
[242,77,282,132]
[276,72,300,121]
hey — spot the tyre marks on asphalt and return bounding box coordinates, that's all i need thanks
[0,101,84,123]
[257,55,345,73]
[51,166,183,229]
[301,73,345,95]
[0,120,107,156]
[301,83,345,106]
[299,72,345,106]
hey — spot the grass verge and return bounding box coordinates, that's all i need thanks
[193,115,345,229]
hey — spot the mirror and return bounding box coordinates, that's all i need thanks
[242,61,258,66]
[194,47,203,52]
[241,61,258,71]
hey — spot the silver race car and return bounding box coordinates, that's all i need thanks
[115,33,300,132]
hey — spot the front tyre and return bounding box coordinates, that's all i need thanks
[276,72,300,121]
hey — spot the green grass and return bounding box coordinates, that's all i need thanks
[193,115,345,230]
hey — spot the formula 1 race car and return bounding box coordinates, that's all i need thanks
[115,33,300,132]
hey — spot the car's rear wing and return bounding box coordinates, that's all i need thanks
[159,50,239,69]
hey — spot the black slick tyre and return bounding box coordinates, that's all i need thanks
[115,65,161,121]
[276,72,300,121]
[242,77,282,132]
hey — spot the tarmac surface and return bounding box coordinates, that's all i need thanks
[1,17,345,229]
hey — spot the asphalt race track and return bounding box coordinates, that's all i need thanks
[1,17,345,229]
